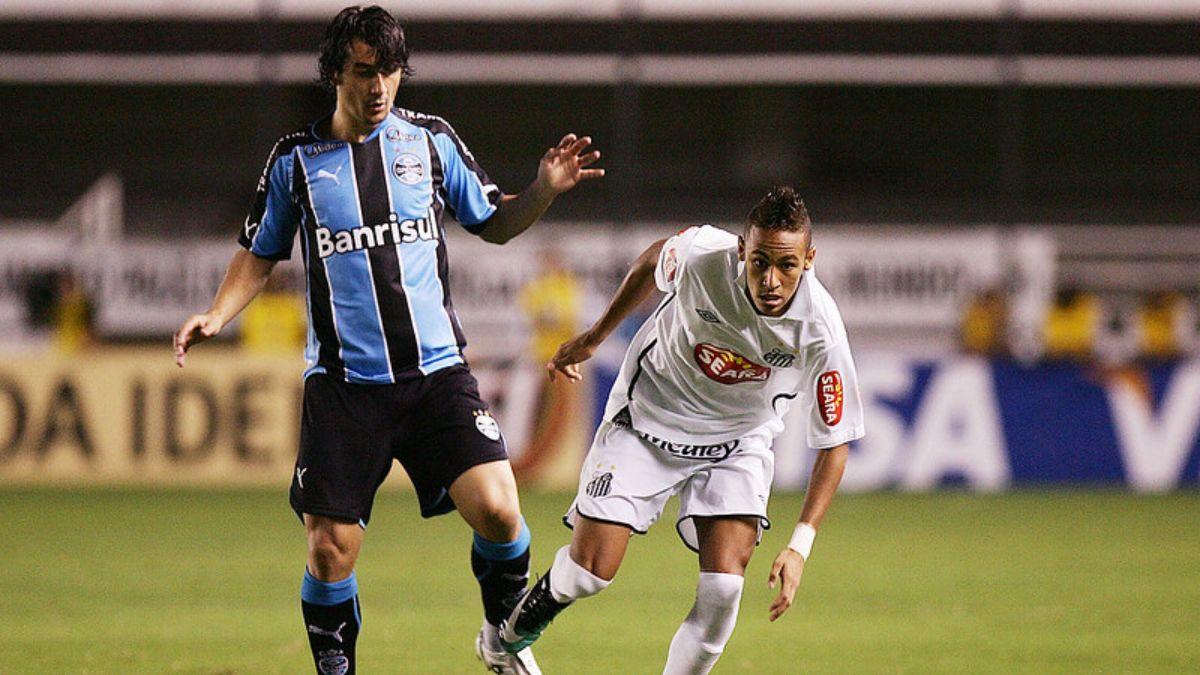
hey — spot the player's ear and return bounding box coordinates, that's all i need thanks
[332,60,352,87]
[738,235,746,260]
[804,246,817,270]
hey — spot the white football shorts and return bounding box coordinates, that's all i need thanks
[563,418,773,551]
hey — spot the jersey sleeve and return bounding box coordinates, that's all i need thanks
[803,336,866,450]
[654,226,703,292]
[430,126,502,233]
[238,143,300,261]
[654,225,736,292]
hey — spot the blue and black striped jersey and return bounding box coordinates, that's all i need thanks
[238,108,502,384]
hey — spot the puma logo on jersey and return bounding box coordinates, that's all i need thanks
[693,343,770,384]
[817,371,844,426]
[308,622,348,643]
[316,165,344,186]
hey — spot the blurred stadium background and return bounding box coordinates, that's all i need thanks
[1,0,1198,672]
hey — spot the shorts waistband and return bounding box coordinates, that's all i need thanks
[612,407,740,463]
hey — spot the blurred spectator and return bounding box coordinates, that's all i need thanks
[520,249,581,365]
[51,272,95,353]
[960,287,1008,356]
[1137,291,1186,360]
[1042,286,1100,361]
[239,272,305,355]
[512,250,582,480]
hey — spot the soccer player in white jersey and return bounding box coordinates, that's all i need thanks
[500,186,865,673]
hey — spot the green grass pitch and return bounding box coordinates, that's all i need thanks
[1,488,1197,673]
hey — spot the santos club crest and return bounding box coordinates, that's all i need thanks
[693,343,771,384]
[762,347,795,368]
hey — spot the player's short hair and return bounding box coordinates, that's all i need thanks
[318,5,413,90]
[745,185,812,243]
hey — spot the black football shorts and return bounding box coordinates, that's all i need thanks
[289,364,509,525]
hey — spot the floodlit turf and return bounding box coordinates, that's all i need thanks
[1,488,1197,673]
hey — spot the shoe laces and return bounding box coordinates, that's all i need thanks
[516,577,564,633]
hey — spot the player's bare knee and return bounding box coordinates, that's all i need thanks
[705,562,747,576]
[307,532,357,580]
[475,499,522,543]
[705,552,752,576]
[570,520,630,581]
[568,546,621,581]
[309,546,355,580]
[587,560,620,582]
[698,545,751,576]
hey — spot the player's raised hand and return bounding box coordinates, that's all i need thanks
[537,134,604,195]
[767,548,805,621]
[547,329,600,382]
[173,312,223,367]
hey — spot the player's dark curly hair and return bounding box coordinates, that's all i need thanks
[745,185,812,240]
[318,6,413,90]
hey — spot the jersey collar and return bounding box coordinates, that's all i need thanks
[734,260,817,321]
[309,110,391,145]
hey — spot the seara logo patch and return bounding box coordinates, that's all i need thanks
[693,343,770,384]
[663,246,678,283]
[817,370,844,426]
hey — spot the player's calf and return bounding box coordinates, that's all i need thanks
[472,516,532,628]
[662,572,745,675]
[472,515,546,673]
[301,569,362,675]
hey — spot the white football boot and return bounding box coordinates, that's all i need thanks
[475,621,542,675]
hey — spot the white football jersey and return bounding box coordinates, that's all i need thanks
[603,225,866,449]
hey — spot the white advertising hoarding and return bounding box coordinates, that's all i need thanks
[0,224,1053,353]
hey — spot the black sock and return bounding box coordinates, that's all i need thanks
[471,518,532,626]
[301,570,361,674]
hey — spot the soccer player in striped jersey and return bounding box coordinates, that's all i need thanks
[172,7,601,674]
[500,187,864,673]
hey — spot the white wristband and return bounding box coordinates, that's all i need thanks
[787,523,816,560]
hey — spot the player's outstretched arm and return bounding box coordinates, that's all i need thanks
[547,238,665,382]
[480,134,603,244]
[173,248,276,367]
[768,443,850,621]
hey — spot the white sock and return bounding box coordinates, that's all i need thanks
[547,545,610,603]
[662,572,745,675]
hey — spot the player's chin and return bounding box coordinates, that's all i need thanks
[364,102,390,122]
[756,295,786,315]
